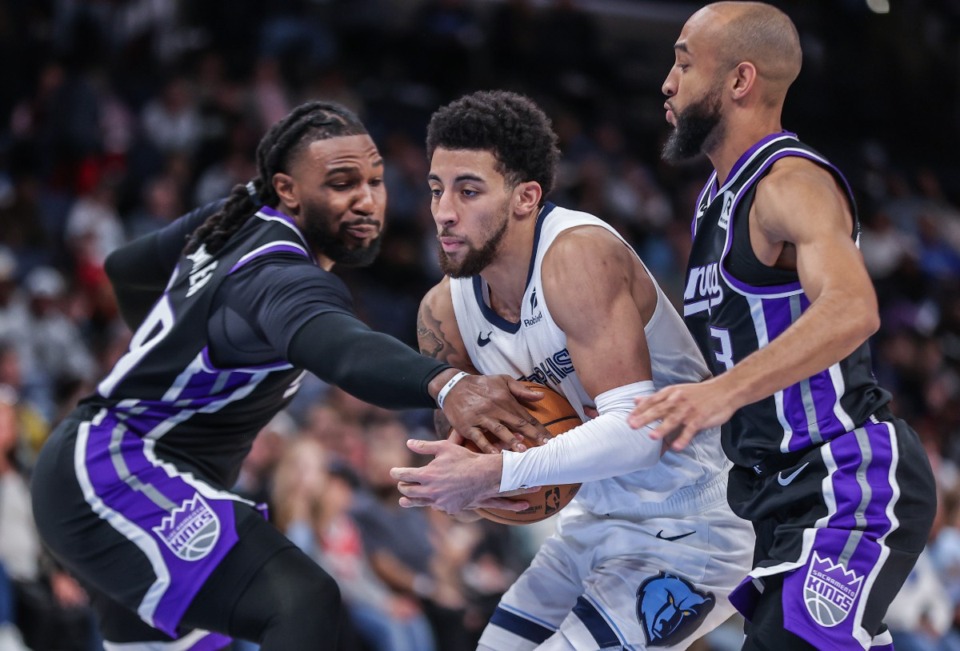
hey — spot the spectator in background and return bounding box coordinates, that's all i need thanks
[274,436,435,651]
[354,419,470,651]
[233,410,295,512]
[0,385,98,651]
[140,74,203,157]
[20,266,97,427]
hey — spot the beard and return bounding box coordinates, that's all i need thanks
[662,87,724,163]
[437,209,509,279]
[301,203,383,268]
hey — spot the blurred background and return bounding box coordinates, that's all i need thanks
[0,0,958,650]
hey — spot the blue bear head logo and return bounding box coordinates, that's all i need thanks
[637,573,715,647]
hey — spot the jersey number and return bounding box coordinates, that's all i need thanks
[710,327,734,372]
[98,296,175,397]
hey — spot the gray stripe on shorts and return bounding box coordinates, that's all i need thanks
[110,419,177,512]
[840,427,872,566]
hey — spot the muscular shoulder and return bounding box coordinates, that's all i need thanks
[417,277,473,370]
[542,225,654,326]
[420,276,454,318]
[754,156,853,243]
[542,225,646,296]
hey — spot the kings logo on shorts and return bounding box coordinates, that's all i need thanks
[153,494,222,561]
[803,552,863,627]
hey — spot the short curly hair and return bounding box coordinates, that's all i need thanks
[426,90,560,204]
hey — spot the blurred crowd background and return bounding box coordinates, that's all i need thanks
[0,1,959,650]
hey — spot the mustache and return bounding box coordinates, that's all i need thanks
[341,218,382,229]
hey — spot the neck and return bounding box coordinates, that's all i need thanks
[480,209,540,322]
[708,111,783,185]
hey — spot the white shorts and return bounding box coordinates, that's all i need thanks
[478,477,754,650]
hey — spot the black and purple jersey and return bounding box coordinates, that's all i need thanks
[86,206,353,488]
[684,133,936,650]
[682,132,889,469]
[35,206,354,639]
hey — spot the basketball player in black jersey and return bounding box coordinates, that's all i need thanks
[29,101,548,651]
[628,3,936,650]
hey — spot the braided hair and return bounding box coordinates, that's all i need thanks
[185,101,368,254]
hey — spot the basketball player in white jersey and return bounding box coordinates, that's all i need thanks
[391,90,754,650]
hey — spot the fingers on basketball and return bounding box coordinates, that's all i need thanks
[457,380,583,525]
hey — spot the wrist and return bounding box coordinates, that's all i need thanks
[427,367,459,400]
[435,370,470,409]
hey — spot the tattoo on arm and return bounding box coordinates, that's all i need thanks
[416,304,471,369]
[418,302,472,439]
[417,308,446,359]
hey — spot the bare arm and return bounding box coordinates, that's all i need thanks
[417,281,478,438]
[544,226,654,396]
[417,280,546,452]
[629,157,878,447]
[394,227,661,512]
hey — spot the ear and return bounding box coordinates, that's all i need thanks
[513,181,543,217]
[730,61,757,101]
[273,172,299,212]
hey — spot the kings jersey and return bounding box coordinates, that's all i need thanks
[683,132,890,468]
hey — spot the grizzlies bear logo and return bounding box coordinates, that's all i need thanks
[637,572,715,646]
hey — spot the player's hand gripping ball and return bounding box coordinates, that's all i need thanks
[460,381,582,525]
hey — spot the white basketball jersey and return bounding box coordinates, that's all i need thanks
[450,204,730,521]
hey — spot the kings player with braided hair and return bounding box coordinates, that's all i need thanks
[30,101,548,650]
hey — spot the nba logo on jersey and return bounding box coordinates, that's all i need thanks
[803,552,863,627]
[717,192,734,230]
[153,494,222,561]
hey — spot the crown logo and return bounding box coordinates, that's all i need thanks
[803,552,863,627]
[152,495,221,561]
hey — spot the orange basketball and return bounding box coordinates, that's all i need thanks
[462,381,582,525]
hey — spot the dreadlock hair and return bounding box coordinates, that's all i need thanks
[185,101,368,254]
[425,90,560,205]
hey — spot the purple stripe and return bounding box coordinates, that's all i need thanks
[258,205,296,225]
[84,415,239,636]
[723,131,797,188]
[188,632,233,650]
[201,347,291,373]
[823,431,866,530]
[228,242,308,273]
[719,150,806,297]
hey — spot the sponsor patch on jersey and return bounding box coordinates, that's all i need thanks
[523,312,543,327]
[803,552,863,627]
[153,494,222,561]
[718,191,734,230]
[636,573,715,647]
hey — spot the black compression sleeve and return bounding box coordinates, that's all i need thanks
[105,200,225,329]
[287,312,451,410]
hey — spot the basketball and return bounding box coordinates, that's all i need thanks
[461,380,582,525]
